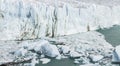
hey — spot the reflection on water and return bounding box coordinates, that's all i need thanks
[97,25,120,46]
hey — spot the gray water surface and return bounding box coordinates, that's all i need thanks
[97,25,120,46]
[36,58,79,66]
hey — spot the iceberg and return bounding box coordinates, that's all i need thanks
[115,45,120,60]
[41,43,60,57]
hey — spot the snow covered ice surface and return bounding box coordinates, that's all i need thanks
[0,0,120,40]
[0,31,114,66]
[0,41,19,65]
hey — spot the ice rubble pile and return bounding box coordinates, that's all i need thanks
[0,31,113,66]
[0,0,120,40]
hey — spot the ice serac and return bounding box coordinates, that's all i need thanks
[0,0,120,40]
[115,45,120,60]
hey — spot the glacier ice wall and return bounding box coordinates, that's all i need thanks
[0,0,120,40]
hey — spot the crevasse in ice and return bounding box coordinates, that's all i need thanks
[0,0,120,40]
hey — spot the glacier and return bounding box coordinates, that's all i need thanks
[0,0,120,40]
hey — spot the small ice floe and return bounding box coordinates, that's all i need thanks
[112,45,120,64]
[31,57,39,66]
[59,45,70,54]
[89,54,103,62]
[70,51,82,58]
[55,55,61,60]
[40,58,51,64]
[41,43,60,58]
[115,45,120,60]
[74,60,80,64]
[14,48,28,57]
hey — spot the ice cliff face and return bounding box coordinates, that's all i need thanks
[0,0,120,40]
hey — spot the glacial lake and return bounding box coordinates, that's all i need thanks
[97,25,120,47]
[36,58,79,66]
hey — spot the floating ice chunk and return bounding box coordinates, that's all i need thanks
[115,45,120,60]
[40,58,51,64]
[55,55,61,60]
[70,51,82,58]
[33,40,49,53]
[89,54,104,62]
[31,57,39,66]
[41,43,60,57]
[60,46,70,54]
[14,48,28,57]
[74,60,80,64]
